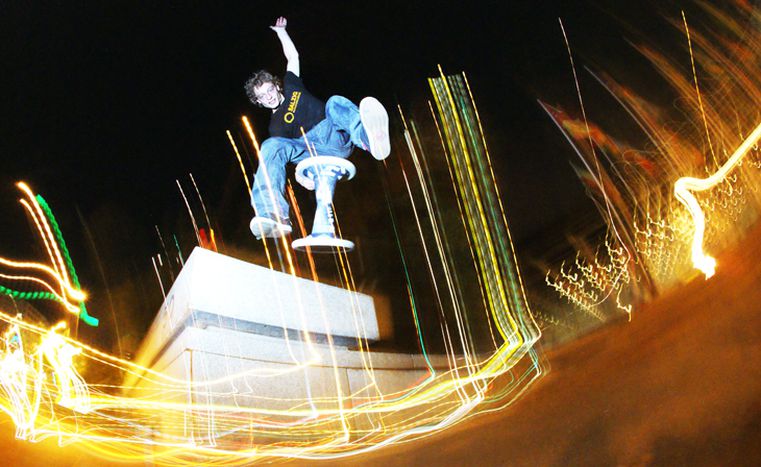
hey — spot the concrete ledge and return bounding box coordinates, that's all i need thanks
[131,247,380,375]
[124,248,460,426]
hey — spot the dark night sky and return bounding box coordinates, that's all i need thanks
[0,1,685,350]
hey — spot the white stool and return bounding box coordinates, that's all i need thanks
[291,156,356,253]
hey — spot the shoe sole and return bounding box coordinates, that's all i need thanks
[250,216,292,239]
[359,97,390,160]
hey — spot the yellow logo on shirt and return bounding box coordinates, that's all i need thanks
[284,91,301,124]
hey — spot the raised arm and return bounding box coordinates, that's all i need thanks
[270,17,300,76]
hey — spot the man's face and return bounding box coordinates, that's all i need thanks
[253,82,283,109]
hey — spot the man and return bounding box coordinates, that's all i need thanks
[245,17,391,239]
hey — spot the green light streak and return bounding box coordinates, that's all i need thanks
[35,195,99,327]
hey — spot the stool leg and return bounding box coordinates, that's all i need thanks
[310,167,340,237]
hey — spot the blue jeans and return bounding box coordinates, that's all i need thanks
[251,96,368,220]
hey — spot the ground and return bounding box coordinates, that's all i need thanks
[332,221,761,466]
[4,221,761,466]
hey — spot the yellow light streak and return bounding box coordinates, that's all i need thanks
[17,183,76,295]
[674,121,761,278]
[0,73,542,464]
[226,130,252,194]
[540,3,761,322]
[1,183,89,320]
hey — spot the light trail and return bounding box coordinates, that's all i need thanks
[225,129,252,195]
[1,183,97,326]
[674,121,761,278]
[176,179,201,246]
[189,172,213,236]
[543,2,761,320]
[0,71,542,464]
[0,2,748,462]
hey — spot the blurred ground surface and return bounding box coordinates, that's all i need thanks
[4,222,761,466]
[333,221,761,467]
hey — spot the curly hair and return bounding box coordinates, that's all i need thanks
[244,70,283,107]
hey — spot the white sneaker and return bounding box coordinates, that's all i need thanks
[250,216,292,239]
[359,97,391,160]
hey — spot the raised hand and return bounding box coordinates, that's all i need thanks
[270,16,299,76]
[270,16,287,32]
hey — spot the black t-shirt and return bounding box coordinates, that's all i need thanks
[268,72,325,139]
